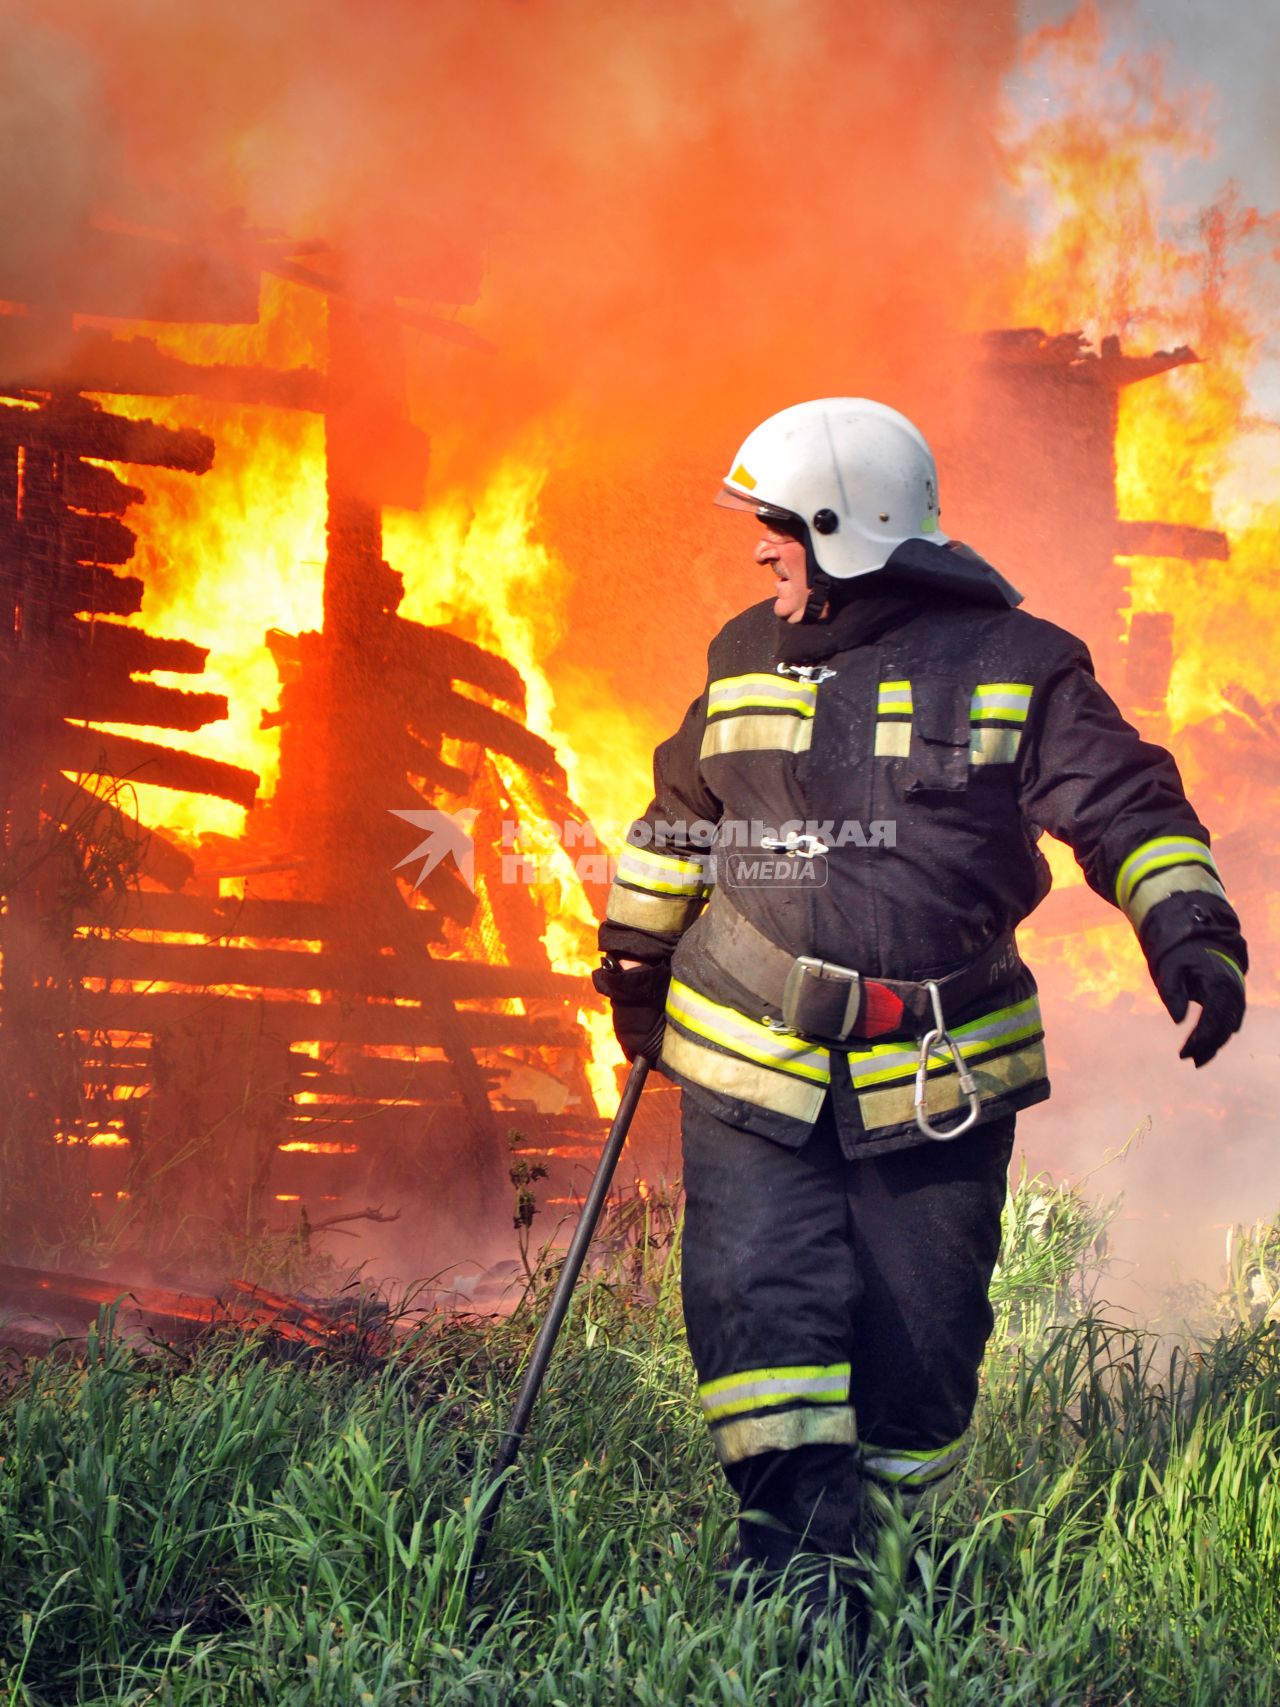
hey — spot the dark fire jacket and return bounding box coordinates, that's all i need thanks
[599,541,1245,1155]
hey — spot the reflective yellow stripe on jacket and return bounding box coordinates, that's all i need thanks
[1114,835,1227,931]
[969,681,1033,766]
[661,979,829,1123]
[846,995,1046,1129]
[702,671,817,758]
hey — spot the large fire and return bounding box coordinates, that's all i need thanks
[1,0,1275,1268]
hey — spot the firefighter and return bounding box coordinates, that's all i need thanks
[592,397,1248,1599]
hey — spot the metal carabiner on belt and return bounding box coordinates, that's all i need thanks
[914,980,982,1141]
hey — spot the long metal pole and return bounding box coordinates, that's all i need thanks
[466,1054,651,1595]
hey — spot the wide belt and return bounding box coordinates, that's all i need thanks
[700,887,1023,1045]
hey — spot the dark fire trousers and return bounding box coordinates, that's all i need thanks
[681,1095,1014,1553]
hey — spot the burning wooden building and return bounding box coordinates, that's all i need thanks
[0,224,619,1261]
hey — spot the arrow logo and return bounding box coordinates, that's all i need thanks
[390,807,478,891]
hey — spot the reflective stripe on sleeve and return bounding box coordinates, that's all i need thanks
[969,683,1033,723]
[712,1405,858,1466]
[604,885,705,933]
[615,845,711,896]
[660,1029,828,1123]
[707,673,818,718]
[862,1436,967,1488]
[699,1362,851,1423]
[1114,836,1225,928]
[1115,835,1218,912]
[701,713,815,758]
[1124,863,1228,931]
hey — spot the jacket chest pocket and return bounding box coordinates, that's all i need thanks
[904,678,971,796]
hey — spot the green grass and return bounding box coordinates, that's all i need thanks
[2,1176,1279,1704]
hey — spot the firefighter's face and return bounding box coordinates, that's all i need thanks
[755,521,811,623]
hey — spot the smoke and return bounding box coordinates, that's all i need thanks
[3,0,1027,717]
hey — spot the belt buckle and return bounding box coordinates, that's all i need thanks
[781,955,863,1043]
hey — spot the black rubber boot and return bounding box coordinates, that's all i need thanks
[719,1509,854,1657]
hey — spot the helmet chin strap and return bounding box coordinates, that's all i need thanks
[800,533,835,624]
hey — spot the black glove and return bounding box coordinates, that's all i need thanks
[1153,940,1246,1068]
[591,957,670,1063]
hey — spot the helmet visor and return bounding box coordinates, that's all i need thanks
[714,486,802,529]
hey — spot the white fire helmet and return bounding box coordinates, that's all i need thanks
[715,397,948,579]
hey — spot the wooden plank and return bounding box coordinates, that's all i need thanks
[386,619,526,711]
[62,461,146,516]
[52,724,259,807]
[408,693,564,785]
[54,513,138,567]
[74,935,582,1002]
[0,402,215,473]
[71,621,208,677]
[1114,520,1230,562]
[74,987,583,1049]
[70,888,446,943]
[0,324,327,412]
[61,680,229,733]
[0,563,149,618]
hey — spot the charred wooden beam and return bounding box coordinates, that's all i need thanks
[57,513,137,568]
[75,935,583,1001]
[387,619,527,711]
[62,461,147,517]
[0,402,215,473]
[0,325,326,412]
[409,695,565,785]
[0,561,144,618]
[1114,520,1230,561]
[61,679,229,733]
[76,987,582,1049]
[290,1059,485,1098]
[71,621,209,677]
[70,889,446,944]
[52,725,259,807]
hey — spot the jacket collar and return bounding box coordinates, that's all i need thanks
[771,539,1021,666]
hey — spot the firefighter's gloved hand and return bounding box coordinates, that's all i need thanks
[1154,940,1246,1067]
[591,957,669,1063]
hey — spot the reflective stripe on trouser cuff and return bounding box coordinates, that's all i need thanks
[605,884,705,933]
[615,845,710,896]
[708,673,818,717]
[969,683,1032,723]
[1121,862,1228,931]
[969,726,1022,765]
[701,713,814,758]
[667,980,831,1082]
[661,1027,827,1122]
[874,721,912,757]
[862,1436,967,1488]
[700,1362,851,1423]
[712,1404,858,1467]
[1114,835,1218,913]
[854,1039,1047,1129]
